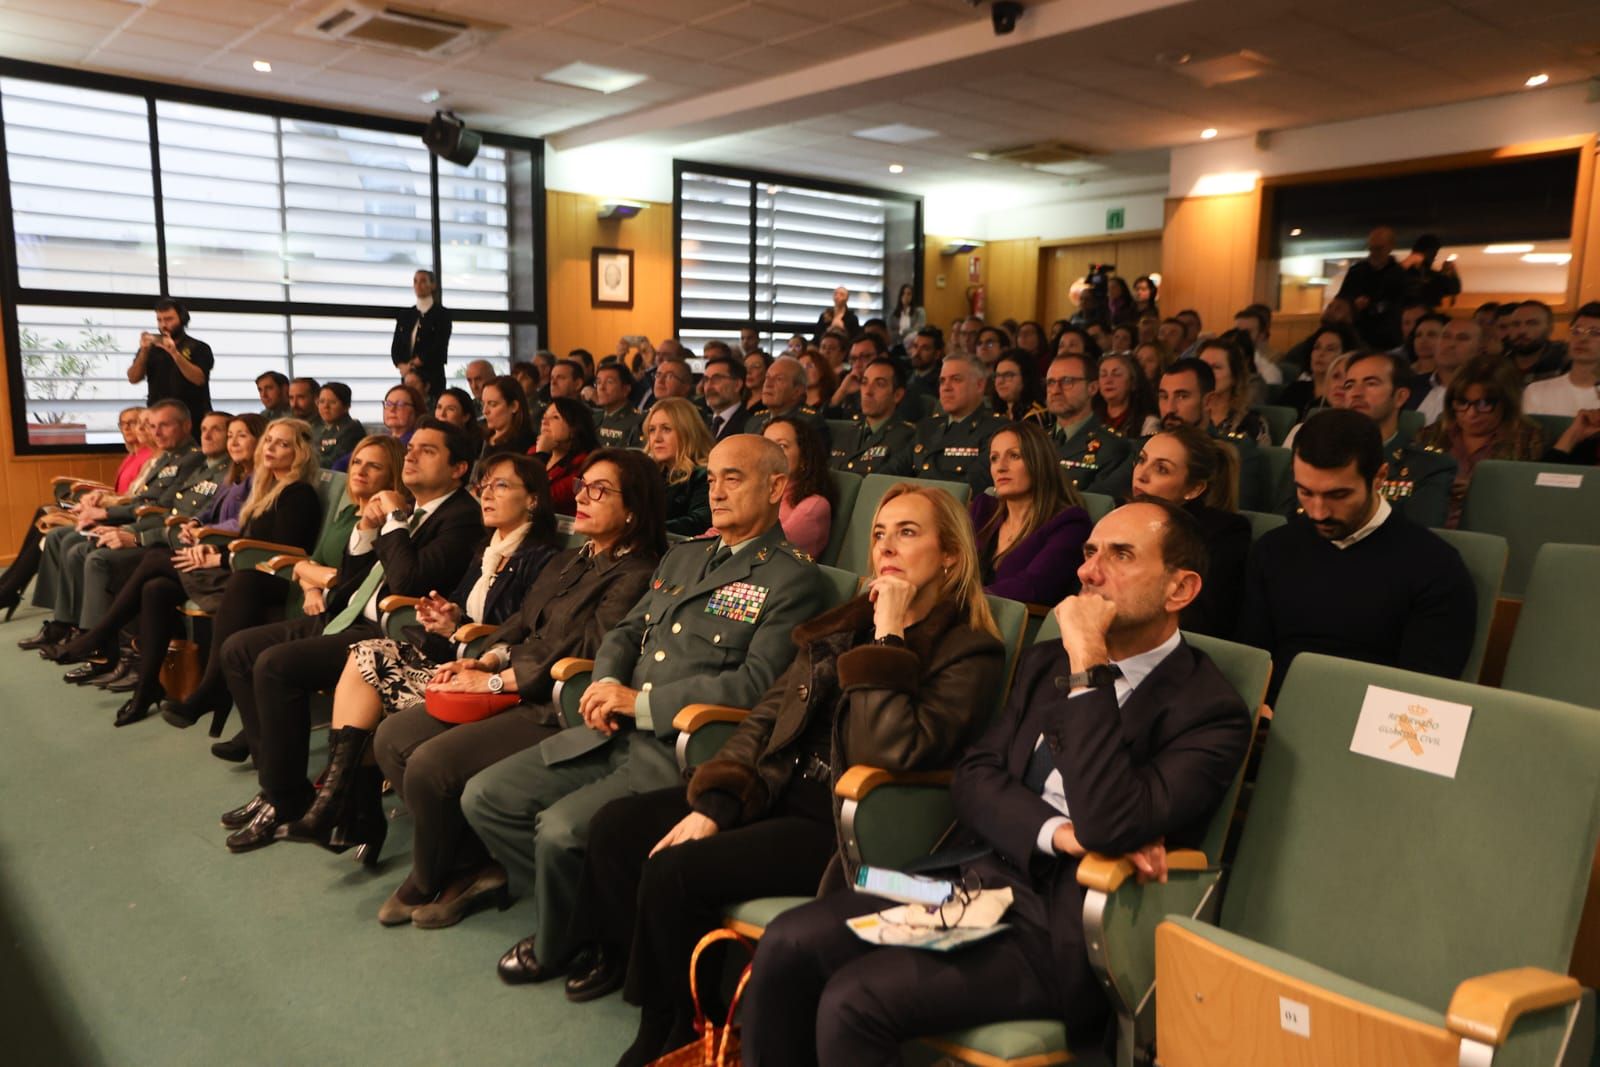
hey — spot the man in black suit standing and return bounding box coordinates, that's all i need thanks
[392,269,453,399]
[741,499,1252,1066]
[218,418,485,853]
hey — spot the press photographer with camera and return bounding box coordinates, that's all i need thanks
[127,297,213,418]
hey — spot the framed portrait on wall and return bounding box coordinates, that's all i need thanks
[591,247,634,309]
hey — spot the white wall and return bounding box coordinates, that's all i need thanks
[1170,83,1600,197]
[543,140,676,203]
[983,190,1166,241]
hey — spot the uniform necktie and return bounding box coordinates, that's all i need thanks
[701,544,733,582]
[324,509,425,635]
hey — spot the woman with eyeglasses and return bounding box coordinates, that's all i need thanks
[381,383,424,445]
[480,374,537,457]
[566,484,1004,1066]
[537,396,600,516]
[1420,356,1545,527]
[641,397,712,537]
[991,351,1048,426]
[278,451,564,865]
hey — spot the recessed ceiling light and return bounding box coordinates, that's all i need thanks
[1525,73,1550,88]
[1522,252,1571,265]
[540,62,647,95]
[419,88,441,104]
[1484,243,1535,254]
[1200,127,1218,140]
[252,60,272,73]
[1289,227,1302,236]
[888,163,904,174]
[853,124,939,144]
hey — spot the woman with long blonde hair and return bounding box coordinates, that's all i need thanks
[641,397,712,536]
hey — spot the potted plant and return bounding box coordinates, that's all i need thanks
[21,321,116,446]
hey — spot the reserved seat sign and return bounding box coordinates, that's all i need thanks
[1349,684,1473,779]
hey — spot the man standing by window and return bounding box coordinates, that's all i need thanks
[127,298,213,418]
[393,269,452,399]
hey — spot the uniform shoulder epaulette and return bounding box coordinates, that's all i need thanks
[685,532,720,543]
[1421,442,1445,455]
[800,405,820,415]
[786,544,814,563]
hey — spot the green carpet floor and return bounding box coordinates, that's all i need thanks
[0,604,638,1067]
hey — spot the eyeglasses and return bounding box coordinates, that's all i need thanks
[1571,326,1600,339]
[1452,397,1501,413]
[976,338,1001,349]
[574,478,620,501]
[993,370,1020,381]
[474,478,525,496]
[383,400,415,411]
[1045,376,1089,389]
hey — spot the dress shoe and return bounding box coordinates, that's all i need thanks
[17,621,68,650]
[564,945,625,1003]
[211,731,250,764]
[225,801,284,854]
[63,660,116,685]
[91,659,136,689]
[113,698,154,727]
[104,669,141,693]
[221,793,266,831]
[496,935,565,985]
[411,865,510,930]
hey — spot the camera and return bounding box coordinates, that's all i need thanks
[1085,263,1116,295]
[990,1,1023,34]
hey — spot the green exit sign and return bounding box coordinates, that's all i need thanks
[1106,207,1125,231]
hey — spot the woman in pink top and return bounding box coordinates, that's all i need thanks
[761,415,835,559]
[115,406,158,493]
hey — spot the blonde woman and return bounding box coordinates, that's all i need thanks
[56,419,325,729]
[641,397,712,536]
[1198,337,1270,445]
[568,484,1004,1064]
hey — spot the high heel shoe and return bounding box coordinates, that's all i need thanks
[326,765,388,868]
[281,726,370,846]
[160,698,230,737]
[0,588,21,622]
[210,730,250,763]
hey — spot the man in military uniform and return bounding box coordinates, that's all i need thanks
[256,371,291,420]
[1043,351,1132,495]
[831,357,917,476]
[912,352,1007,491]
[592,362,643,449]
[465,434,824,984]
[747,356,831,446]
[26,400,213,651]
[1342,350,1456,529]
[313,382,365,468]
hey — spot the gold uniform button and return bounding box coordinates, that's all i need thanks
[653,650,666,662]
[712,634,722,644]
[644,613,651,622]
[671,622,682,634]
[642,682,653,692]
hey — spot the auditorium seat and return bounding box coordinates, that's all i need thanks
[1241,508,1286,542]
[820,469,862,566]
[1080,491,1114,523]
[1430,527,1508,683]
[1461,460,1600,597]
[1155,654,1600,1067]
[1253,445,1294,514]
[1501,544,1600,708]
[1253,404,1298,446]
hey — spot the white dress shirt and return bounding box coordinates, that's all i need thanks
[348,489,455,622]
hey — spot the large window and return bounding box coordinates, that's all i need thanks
[0,62,544,450]
[675,162,921,354]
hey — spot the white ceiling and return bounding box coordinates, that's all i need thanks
[1,0,1597,202]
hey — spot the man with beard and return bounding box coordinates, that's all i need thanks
[1504,300,1569,384]
[1235,409,1474,702]
[1341,351,1456,529]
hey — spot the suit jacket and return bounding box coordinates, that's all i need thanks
[391,303,453,374]
[324,488,483,619]
[949,638,1251,1031]
[414,533,559,663]
[706,403,751,442]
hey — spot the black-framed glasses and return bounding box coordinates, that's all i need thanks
[383,400,415,411]
[933,870,984,931]
[1451,397,1501,413]
[574,478,620,501]
[1045,376,1088,389]
[474,478,526,496]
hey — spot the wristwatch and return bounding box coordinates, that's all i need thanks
[487,673,505,694]
[873,634,907,648]
[1067,664,1118,690]
[389,509,409,527]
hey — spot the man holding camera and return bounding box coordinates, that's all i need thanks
[127,298,213,418]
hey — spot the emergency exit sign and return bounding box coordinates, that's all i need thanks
[1106,207,1125,231]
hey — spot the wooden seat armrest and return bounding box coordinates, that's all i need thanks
[1447,968,1582,1046]
[228,538,306,557]
[452,623,497,643]
[378,595,423,613]
[1076,849,1210,894]
[133,505,166,518]
[834,766,954,803]
[192,527,240,542]
[672,705,750,734]
[58,476,110,491]
[551,657,595,682]
[1024,602,1052,618]
[164,515,189,527]
[255,553,308,575]
[307,569,337,590]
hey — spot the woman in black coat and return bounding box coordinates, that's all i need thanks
[1128,425,1251,638]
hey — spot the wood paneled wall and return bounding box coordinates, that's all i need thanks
[1040,235,1164,325]
[544,190,674,354]
[923,235,983,334]
[1158,191,1262,333]
[984,238,1040,326]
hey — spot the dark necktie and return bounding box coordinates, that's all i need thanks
[1022,739,1055,794]
[713,412,727,438]
[701,544,733,581]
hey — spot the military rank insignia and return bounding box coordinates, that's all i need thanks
[1382,481,1414,500]
[705,581,768,623]
[945,446,980,459]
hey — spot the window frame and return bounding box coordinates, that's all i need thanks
[672,159,922,346]
[0,57,546,455]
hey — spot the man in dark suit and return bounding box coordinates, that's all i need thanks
[392,269,453,399]
[218,418,484,853]
[701,352,751,442]
[742,499,1252,1066]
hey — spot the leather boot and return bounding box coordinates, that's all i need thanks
[279,726,370,847]
[327,764,388,867]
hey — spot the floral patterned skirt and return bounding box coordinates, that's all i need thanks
[350,638,438,716]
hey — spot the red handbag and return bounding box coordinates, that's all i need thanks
[423,689,520,725]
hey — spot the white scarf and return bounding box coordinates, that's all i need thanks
[466,521,529,624]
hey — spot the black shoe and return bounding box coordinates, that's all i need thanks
[280,726,371,847]
[17,621,68,650]
[225,801,283,854]
[113,698,153,727]
[211,730,250,764]
[221,793,266,831]
[104,669,141,693]
[0,588,21,622]
[92,659,136,689]
[564,946,625,1003]
[496,936,565,985]
[160,698,227,734]
[64,660,117,685]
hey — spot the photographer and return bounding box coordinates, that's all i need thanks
[127,298,213,418]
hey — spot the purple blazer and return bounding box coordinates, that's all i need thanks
[969,494,1091,605]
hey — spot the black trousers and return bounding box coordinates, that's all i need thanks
[578,781,836,1031]
[373,703,558,896]
[221,613,380,812]
[0,510,46,599]
[179,569,292,715]
[72,547,185,709]
[741,888,1066,1067]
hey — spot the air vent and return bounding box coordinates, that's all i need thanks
[300,2,503,57]
[1168,49,1274,87]
[970,141,1098,166]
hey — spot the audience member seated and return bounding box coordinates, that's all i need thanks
[115,406,157,492]
[992,350,1048,425]
[973,324,1011,373]
[277,452,562,861]
[256,371,290,420]
[402,369,432,411]
[1281,296,1356,369]
[548,358,587,404]
[889,283,926,344]
[1130,425,1249,638]
[905,326,943,402]
[314,383,365,468]
[54,418,322,727]
[593,362,643,449]
[1198,337,1270,445]
[536,396,599,516]
[217,419,484,853]
[380,383,423,445]
[510,360,543,407]
[1400,310,1448,378]
[913,352,1008,492]
[642,398,712,537]
[1504,300,1569,383]
[463,434,825,985]
[166,435,406,749]
[648,355,695,413]
[1096,350,1161,438]
[1133,339,1169,386]
[1343,351,1457,529]
[1014,319,1049,373]
[1523,301,1599,416]
[1231,306,1282,399]
[829,357,916,477]
[742,499,1252,1066]
[760,415,835,559]
[480,374,538,458]
[1545,409,1600,466]
[1281,352,1356,450]
[1276,324,1357,420]
[799,351,840,418]
[1419,356,1545,527]
[1042,351,1132,494]
[743,349,772,414]
[748,356,830,444]
[1237,410,1475,702]
[1413,318,1482,422]
[1133,274,1160,317]
[700,353,749,442]
[571,484,1004,1065]
[969,421,1090,604]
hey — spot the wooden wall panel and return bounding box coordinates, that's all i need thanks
[984,237,1040,325]
[923,235,983,336]
[1159,191,1262,333]
[544,190,674,354]
[1040,236,1163,325]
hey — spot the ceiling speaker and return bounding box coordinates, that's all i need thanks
[423,110,480,167]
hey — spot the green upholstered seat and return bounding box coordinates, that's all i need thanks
[1429,527,1507,683]
[1502,543,1600,708]
[917,1021,1074,1065]
[1241,508,1286,542]
[1530,414,1574,445]
[1398,407,1425,440]
[821,470,862,566]
[1081,491,1115,523]
[723,896,812,937]
[836,473,972,576]
[1460,460,1600,597]
[1252,444,1293,514]
[1252,404,1298,446]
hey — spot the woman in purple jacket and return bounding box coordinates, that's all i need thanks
[968,420,1091,605]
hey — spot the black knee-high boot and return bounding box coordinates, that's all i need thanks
[281,725,371,847]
